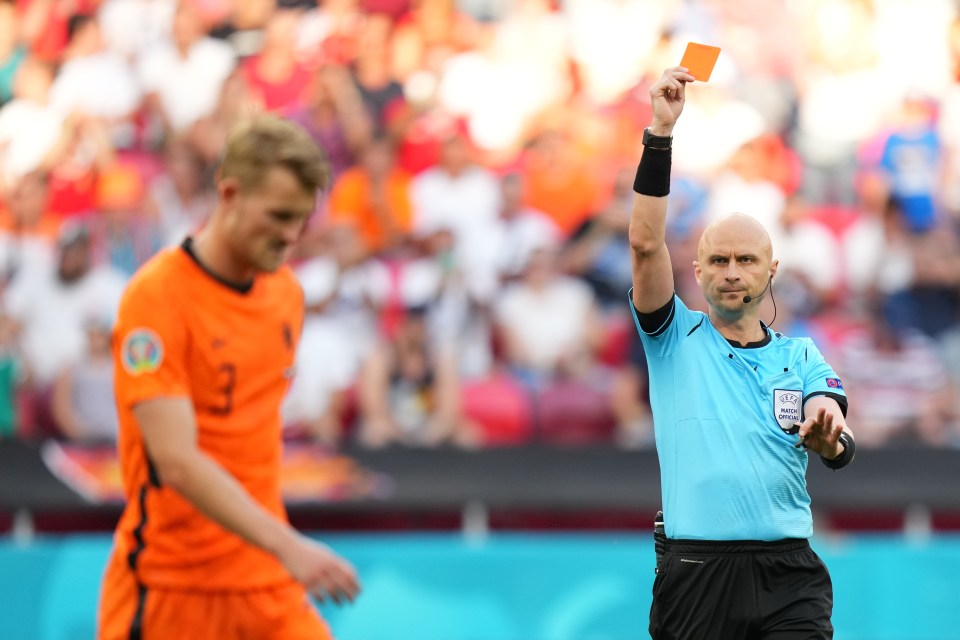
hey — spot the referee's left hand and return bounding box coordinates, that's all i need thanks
[794,407,845,459]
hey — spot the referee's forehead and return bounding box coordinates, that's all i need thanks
[698,214,773,262]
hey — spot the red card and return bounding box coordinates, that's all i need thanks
[680,42,721,82]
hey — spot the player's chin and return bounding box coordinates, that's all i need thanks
[255,250,289,272]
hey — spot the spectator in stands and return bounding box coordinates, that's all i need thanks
[0,57,63,190]
[411,125,500,299]
[283,251,362,447]
[48,13,141,133]
[351,12,405,133]
[880,201,960,340]
[0,2,26,106]
[706,134,843,299]
[86,161,163,277]
[43,112,117,219]
[494,246,605,389]
[137,0,236,136]
[793,0,885,207]
[0,312,26,440]
[385,226,496,380]
[879,92,943,235]
[357,304,478,448]
[2,222,125,389]
[561,166,635,312]
[145,137,216,247]
[186,68,259,166]
[327,135,414,257]
[389,0,479,82]
[386,69,459,175]
[940,15,960,221]
[836,310,957,447]
[286,63,373,178]
[18,0,100,64]
[295,0,365,66]
[98,0,176,61]
[520,129,600,237]
[492,172,560,284]
[51,316,119,443]
[242,5,313,113]
[0,170,59,284]
[607,328,653,449]
[445,0,569,159]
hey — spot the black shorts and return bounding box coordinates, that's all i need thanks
[649,538,833,640]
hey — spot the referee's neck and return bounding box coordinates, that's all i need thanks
[710,311,767,347]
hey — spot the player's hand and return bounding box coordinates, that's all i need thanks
[279,534,361,605]
[794,407,845,459]
[649,67,695,134]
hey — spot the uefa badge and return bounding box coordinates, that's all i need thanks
[121,328,164,375]
[773,388,802,433]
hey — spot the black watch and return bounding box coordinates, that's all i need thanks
[643,127,673,150]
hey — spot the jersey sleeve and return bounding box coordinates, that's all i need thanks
[800,338,848,417]
[628,291,705,359]
[113,279,191,409]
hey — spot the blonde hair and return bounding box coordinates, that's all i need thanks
[218,115,330,193]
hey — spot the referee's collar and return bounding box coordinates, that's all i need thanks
[726,322,772,349]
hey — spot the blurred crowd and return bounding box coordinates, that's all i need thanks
[1,0,960,450]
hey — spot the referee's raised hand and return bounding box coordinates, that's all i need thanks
[795,406,847,459]
[649,67,696,134]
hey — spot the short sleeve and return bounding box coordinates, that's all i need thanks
[112,280,191,409]
[800,338,848,417]
[629,292,706,359]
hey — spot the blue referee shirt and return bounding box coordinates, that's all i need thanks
[631,293,848,541]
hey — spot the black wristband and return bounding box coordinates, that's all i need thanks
[820,431,855,470]
[633,145,671,197]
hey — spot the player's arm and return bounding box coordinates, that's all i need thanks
[629,67,695,313]
[51,366,88,440]
[797,396,855,466]
[134,397,361,602]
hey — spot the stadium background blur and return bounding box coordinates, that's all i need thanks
[0,0,959,638]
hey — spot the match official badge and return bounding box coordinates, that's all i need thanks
[773,388,802,433]
[121,328,164,375]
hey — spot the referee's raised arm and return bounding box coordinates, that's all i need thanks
[629,67,695,313]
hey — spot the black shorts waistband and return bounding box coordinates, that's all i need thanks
[665,537,809,555]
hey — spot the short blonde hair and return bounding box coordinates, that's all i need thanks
[218,115,330,193]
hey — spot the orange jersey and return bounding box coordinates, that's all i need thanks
[110,240,303,591]
[326,167,413,253]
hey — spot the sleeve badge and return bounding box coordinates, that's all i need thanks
[121,329,164,375]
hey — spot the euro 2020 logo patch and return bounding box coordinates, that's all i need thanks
[773,388,802,433]
[121,329,164,375]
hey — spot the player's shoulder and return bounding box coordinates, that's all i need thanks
[260,264,304,299]
[120,246,191,304]
[270,263,302,289]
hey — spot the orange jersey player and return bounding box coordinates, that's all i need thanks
[97,115,360,640]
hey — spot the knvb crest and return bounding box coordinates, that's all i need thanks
[773,388,802,433]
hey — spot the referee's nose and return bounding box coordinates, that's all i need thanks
[724,262,742,282]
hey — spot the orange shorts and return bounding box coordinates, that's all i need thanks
[97,551,334,640]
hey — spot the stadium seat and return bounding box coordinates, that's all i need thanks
[597,314,633,367]
[461,374,534,446]
[534,379,617,446]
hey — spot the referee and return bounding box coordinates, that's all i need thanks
[630,68,855,640]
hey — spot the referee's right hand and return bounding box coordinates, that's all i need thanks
[649,67,696,135]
